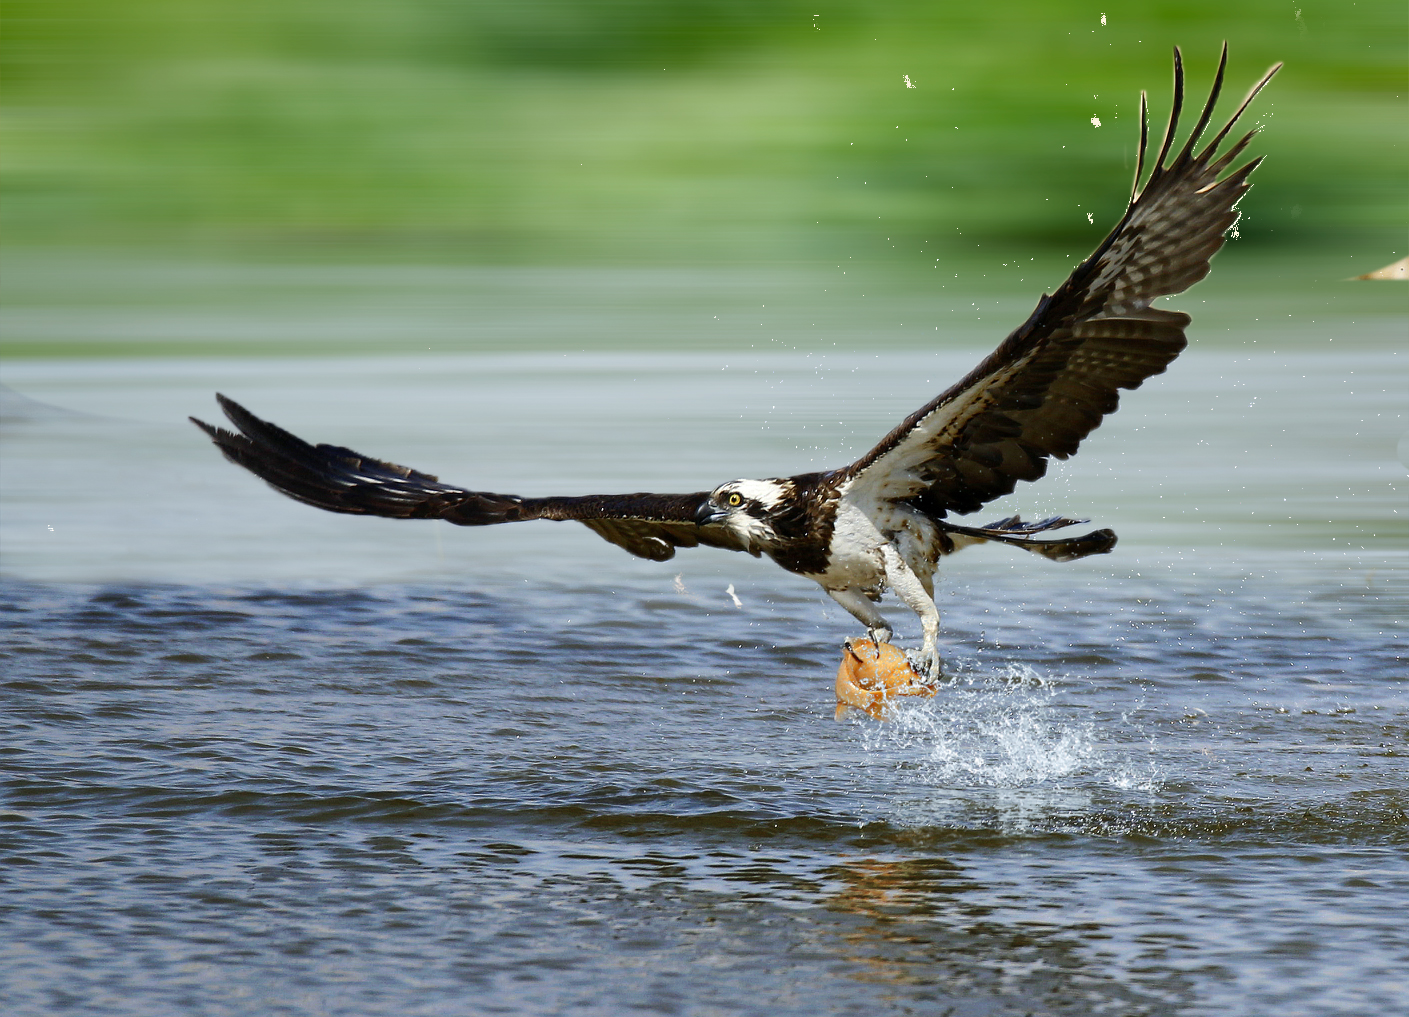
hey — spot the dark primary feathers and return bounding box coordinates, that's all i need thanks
[191,394,750,562]
[843,46,1280,516]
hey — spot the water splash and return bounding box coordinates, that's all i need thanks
[854,662,1100,787]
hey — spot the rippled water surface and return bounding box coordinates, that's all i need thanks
[2,267,1406,1015]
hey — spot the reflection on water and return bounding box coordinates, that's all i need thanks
[2,264,1406,1016]
[824,858,1182,1012]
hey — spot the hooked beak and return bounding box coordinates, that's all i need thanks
[695,500,728,526]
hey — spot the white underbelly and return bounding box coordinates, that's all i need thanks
[801,499,943,593]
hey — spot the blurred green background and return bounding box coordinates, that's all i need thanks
[1,1,1404,567]
[4,0,1404,265]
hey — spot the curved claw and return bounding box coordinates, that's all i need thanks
[911,644,944,683]
[866,625,893,659]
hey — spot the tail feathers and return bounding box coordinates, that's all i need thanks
[941,514,1117,562]
[1007,527,1117,562]
[191,394,528,525]
[976,513,1090,535]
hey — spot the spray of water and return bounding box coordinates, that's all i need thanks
[853,660,1160,792]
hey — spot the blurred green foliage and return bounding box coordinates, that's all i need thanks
[2,0,1404,263]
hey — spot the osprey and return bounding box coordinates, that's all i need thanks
[194,48,1277,678]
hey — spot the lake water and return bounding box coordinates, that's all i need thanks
[2,263,1406,1015]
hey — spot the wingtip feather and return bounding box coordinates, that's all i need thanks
[1174,42,1229,165]
[1131,90,1150,201]
[1151,47,1186,173]
[1202,60,1281,155]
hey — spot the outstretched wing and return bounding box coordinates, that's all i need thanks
[843,46,1280,516]
[192,394,752,562]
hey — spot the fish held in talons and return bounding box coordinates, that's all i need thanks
[834,638,938,720]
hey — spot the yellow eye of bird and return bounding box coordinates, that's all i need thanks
[727,493,743,507]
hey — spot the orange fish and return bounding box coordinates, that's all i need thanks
[834,638,936,720]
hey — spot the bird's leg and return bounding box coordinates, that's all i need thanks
[826,588,892,659]
[879,544,942,681]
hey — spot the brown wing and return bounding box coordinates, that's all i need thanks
[843,46,1280,516]
[192,394,751,562]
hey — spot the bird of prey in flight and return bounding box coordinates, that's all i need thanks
[194,47,1278,679]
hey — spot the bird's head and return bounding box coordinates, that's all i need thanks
[696,479,790,549]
